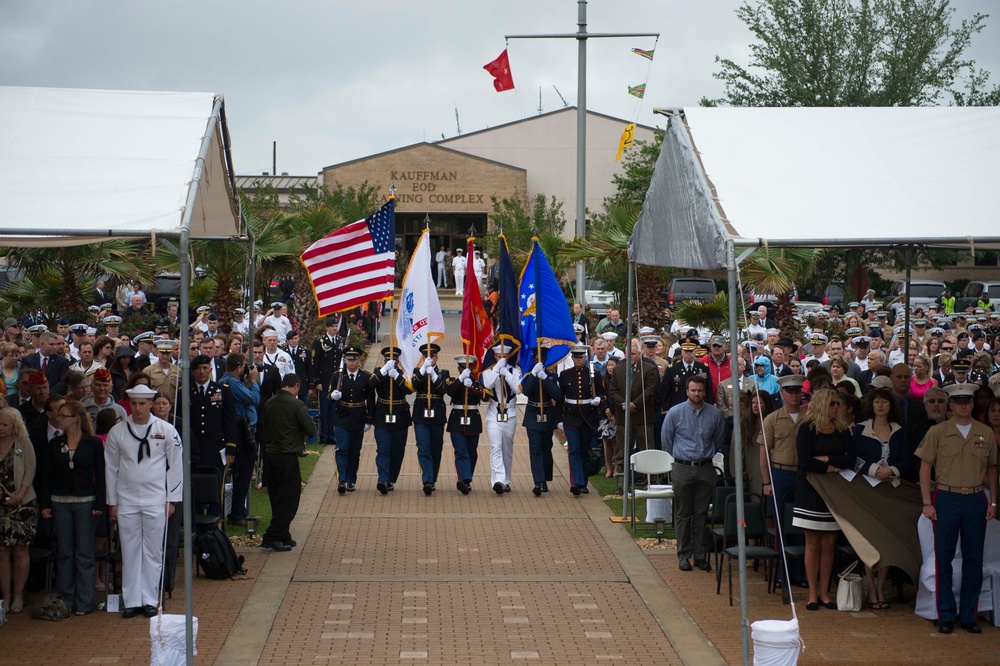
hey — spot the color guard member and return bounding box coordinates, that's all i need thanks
[521,348,562,496]
[482,342,521,494]
[369,346,411,495]
[446,355,489,494]
[558,344,605,495]
[329,346,374,494]
[411,343,449,495]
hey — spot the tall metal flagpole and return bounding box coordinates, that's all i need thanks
[506,0,657,305]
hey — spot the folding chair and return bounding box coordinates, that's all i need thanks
[716,495,780,606]
[28,518,56,593]
[628,449,674,540]
[778,503,806,604]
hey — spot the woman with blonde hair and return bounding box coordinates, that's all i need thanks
[0,407,37,613]
[793,388,857,611]
[1,342,21,398]
[36,400,105,615]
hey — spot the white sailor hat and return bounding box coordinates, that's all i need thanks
[637,326,655,336]
[601,332,619,342]
[125,385,158,399]
[196,305,211,314]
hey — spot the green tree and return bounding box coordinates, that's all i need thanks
[602,128,664,210]
[704,0,998,107]
[563,203,672,331]
[740,247,822,338]
[0,240,157,316]
[485,193,567,274]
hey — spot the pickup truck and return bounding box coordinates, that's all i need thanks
[955,280,1000,312]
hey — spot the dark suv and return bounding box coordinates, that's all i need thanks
[663,277,717,306]
[956,281,1000,312]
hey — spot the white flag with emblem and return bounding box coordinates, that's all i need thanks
[395,229,445,377]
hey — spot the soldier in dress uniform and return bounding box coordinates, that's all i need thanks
[445,355,489,494]
[185,355,238,486]
[558,344,605,495]
[311,316,344,445]
[369,346,411,495]
[104,384,183,618]
[411,342,449,495]
[659,340,713,412]
[521,348,562,497]
[917,383,998,634]
[481,342,521,495]
[329,346,374,494]
[283,329,311,405]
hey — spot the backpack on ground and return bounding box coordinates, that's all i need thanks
[195,527,246,579]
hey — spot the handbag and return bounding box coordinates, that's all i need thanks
[836,560,864,612]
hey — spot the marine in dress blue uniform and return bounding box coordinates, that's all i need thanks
[368,346,411,495]
[558,344,605,495]
[521,348,562,496]
[916,382,999,634]
[445,355,489,494]
[329,346,374,494]
[410,343,449,495]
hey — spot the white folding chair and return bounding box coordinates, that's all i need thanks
[629,449,675,538]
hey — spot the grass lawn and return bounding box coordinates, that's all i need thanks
[588,468,677,542]
[225,443,326,538]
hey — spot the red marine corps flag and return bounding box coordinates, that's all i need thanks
[460,238,493,376]
[483,49,515,92]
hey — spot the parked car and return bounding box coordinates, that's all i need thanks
[955,280,1000,312]
[745,286,799,308]
[820,283,844,309]
[584,279,616,317]
[663,277,717,306]
[888,279,947,311]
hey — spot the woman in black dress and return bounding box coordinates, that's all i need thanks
[793,388,857,611]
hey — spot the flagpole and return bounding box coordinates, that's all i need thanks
[387,192,398,412]
[505,1,657,304]
[532,237,545,419]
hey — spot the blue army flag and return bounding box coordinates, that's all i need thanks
[482,233,522,370]
[518,238,576,370]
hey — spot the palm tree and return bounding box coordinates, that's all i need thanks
[561,203,673,331]
[673,294,731,337]
[0,240,157,315]
[739,248,822,339]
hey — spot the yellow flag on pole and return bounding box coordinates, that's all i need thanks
[615,123,636,162]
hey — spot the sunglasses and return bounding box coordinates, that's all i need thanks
[941,346,954,350]
[926,398,946,404]
[829,401,842,407]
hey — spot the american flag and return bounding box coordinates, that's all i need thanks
[301,200,396,316]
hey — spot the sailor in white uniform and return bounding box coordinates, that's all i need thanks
[105,384,183,618]
[481,342,521,494]
[261,329,294,378]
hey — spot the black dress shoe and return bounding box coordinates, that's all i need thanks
[261,540,292,552]
[579,486,589,494]
[961,622,982,634]
[287,539,297,547]
[938,621,954,634]
[806,602,819,611]
[142,605,158,618]
[387,482,395,491]
[820,600,837,610]
[532,484,542,497]
[678,559,693,572]
[337,482,346,495]
[503,484,511,493]
[347,482,356,492]
[493,482,505,495]
[540,482,549,492]
[377,481,389,495]
[694,560,711,572]
[457,481,471,495]
[423,483,434,495]
[430,483,436,490]
[571,485,582,496]
[122,606,141,619]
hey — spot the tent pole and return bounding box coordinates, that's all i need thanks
[179,228,195,666]
[902,246,913,371]
[621,260,635,518]
[727,239,751,666]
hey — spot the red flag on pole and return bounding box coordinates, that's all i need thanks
[483,49,515,92]
[460,238,493,376]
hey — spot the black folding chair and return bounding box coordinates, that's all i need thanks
[716,496,780,606]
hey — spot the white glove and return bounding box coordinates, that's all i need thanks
[429,368,439,382]
[532,362,546,378]
[591,396,602,406]
[557,422,564,431]
[330,390,342,401]
[499,365,510,377]
[381,360,395,375]
[420,357,433,373]
[459,368,471,381]
[388,367,399,379]
[495,356,507,370]
[463,377,473,388]
[364,423,371,432]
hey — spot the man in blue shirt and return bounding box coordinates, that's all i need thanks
[218,353,260,526]
[661,374,725,572]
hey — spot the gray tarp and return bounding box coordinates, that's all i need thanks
[627,114,727,270]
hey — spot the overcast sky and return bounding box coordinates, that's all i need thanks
[2,0,998,178]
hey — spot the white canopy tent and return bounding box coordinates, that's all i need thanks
[626,106,1000,665]
[0,86,244,665]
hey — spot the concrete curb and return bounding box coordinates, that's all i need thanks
[214,443,336,665]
